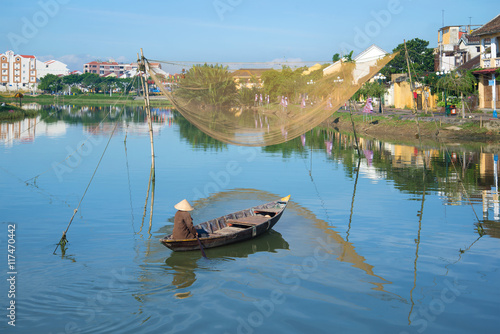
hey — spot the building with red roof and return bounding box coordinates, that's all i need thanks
[83,60,162,78]
[0,50,37,92]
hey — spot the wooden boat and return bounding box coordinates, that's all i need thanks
[160,195,291,251]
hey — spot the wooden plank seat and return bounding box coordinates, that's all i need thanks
[254,208,281,214]
[226,215,270,226]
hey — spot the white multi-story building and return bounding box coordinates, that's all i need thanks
[0,50,37,92]
[83,60,162,78]
[35,59,70,79]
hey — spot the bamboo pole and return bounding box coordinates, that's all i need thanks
[461,92,465,119]
[139,49,155,181]
[404,40,418,115]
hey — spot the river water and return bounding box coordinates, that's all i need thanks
[1,105,499,334]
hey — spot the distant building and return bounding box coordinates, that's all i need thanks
[35,59,70,79]
[471,13,500,69]
[0,50,37,91]
[83,60,162,78]
[231,68,269,89]
[471,13,500,111]
[456,34,482,65]
[323,44,388,84]
[302,63,322,76]
[436,24,485,71]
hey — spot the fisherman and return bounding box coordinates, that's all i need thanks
[172,199,198,240]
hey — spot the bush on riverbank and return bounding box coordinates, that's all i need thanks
[0,104,38,121]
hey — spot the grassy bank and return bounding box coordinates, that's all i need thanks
[0,94,173,106]
[0,104,38,121]
[324,111,499,148]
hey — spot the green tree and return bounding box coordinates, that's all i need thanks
[62,74,81,87]
[436,70,477,116]
[98,76,118,94]
[80,73,102,93]
[176,64,237,108]
[353,81,387,101]
[118,77,134,94]
[38,74,63,93]
[238,86,260,106]
[381,38,434,77]
[344,50,355,63]
[261,66,306,101]
[436,70,476,96]
[332,53,340,63]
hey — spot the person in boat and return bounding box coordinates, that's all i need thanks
[172,199,198,240]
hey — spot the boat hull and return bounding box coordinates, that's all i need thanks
[160,197,289,252]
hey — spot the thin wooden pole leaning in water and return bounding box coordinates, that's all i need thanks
[404,39,423,144]
[348,100,361,156]
[139,164,154,235]
[147,165,155,239]
[139,49,155,181]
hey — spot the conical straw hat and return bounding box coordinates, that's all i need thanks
[174,199,194,211]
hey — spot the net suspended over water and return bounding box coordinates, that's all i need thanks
[147,49,396,147]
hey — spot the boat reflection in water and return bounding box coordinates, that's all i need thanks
[155,188,394,300]
[163,230,289,299]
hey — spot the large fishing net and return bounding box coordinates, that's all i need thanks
[147,49,396,146]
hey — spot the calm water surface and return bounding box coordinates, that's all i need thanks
[0,105,499,333]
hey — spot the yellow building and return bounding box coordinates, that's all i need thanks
[231,68,268,89]
[391,74,437,111]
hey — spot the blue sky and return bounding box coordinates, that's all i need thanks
[1,0,498,72]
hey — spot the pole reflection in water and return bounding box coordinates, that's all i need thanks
[347,158,362,242]
[408,173,426,325]
[124,130,136,233]
[139,164,155,241]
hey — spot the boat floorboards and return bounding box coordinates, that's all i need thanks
[212,226,245,236]
[227,216,269,225]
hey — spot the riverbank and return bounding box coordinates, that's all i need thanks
[0,103,38,121]
[0,94,173,106]
[323,107,500,149]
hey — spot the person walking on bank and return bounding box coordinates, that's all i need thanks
[172,199,197,240]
